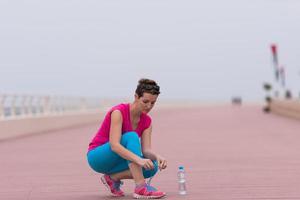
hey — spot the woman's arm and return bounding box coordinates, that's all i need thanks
[141,126,167,170]
[141,125,157,160]
[109,110,154,170]
[109,110,141,163]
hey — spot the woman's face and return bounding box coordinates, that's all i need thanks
[135,92,158,114]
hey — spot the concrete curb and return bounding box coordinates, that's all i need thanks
[0,109,104,141]
[270,99,300,120]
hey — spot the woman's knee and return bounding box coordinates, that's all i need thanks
[123,131,139,138]
[143,161,158,178]
[121,131,139,143]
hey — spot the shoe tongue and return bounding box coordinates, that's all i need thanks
[146,184,157,192]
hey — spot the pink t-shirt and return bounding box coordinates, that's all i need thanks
[88,103,152,152]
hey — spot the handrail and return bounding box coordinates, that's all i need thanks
[0,94,102,119]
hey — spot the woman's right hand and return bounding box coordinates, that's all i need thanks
[137,158,154,170]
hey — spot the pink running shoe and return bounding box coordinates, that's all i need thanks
[133,183,166,199]
[100,175,125,197]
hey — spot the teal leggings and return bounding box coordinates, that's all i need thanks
[87,131,158,178]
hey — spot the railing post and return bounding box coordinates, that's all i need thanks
[36,96,43,115]
[80,97,87,111]
[43,96,50,115]
[11,95,17,118]
[28,96,34,116]
[21,95,28,116]
[0,94,6,119]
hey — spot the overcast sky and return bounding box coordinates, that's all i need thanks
[0,0,299,102]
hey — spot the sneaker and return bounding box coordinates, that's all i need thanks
[100,174,125,197]
[133,183,166,199]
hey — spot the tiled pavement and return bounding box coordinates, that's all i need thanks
[1,104,300,200]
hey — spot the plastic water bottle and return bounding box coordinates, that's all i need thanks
[177,166,187,195]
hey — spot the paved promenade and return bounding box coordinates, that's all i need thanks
[1,104,300,200]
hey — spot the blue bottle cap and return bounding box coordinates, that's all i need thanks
[179,166,184,170]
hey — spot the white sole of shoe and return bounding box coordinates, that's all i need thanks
[133,193,166,199]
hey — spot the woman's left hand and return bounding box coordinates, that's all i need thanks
[156,155,167,170]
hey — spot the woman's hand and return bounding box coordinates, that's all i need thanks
[137,158,155,170]
[156,155,167,170]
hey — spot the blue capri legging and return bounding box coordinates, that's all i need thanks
[87,131,158,178]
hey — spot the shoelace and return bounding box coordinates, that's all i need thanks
[146,169,160,191]
[147,176,153,186]
[113,180,124,190]
[146,184,157,192]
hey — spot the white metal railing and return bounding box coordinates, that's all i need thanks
[0,94,103,119]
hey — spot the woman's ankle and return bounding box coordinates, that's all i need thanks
[109,175,120,182]
[135,180,146,188]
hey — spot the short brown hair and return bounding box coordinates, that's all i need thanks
[135,78,160,98]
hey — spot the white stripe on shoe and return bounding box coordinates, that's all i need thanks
[133,193,166,199]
